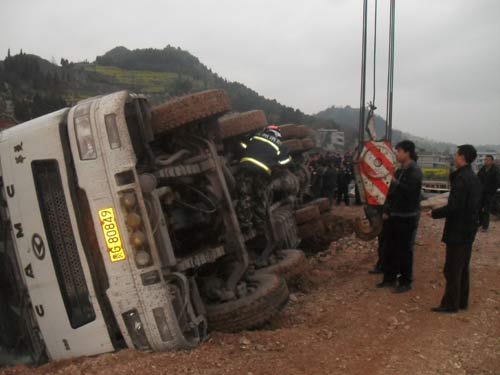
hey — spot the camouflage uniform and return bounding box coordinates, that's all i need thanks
[235,167,271,232]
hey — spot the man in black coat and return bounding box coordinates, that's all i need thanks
[321,162,338,204]
[377,140,423,293]
[431,145,482,313]
[477,154,500,231]
[336,161,353,206]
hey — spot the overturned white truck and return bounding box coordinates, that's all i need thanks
[0,90,297,365]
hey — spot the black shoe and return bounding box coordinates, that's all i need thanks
[431,306,458,314]
[368,268,383,275]
[459,305,468,311]
[393,284,412,293]
[376,280,396,288]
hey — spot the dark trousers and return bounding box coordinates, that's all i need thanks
[354,184,362,205]
[440,242,473,310]
[479,194,494,230]
[336,187,349,205]
[383,217,417,286]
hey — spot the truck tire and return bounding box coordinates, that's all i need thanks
[295,125,314,138]
[279,124,299,139]
[294,205,320,225]
[206,273,289,333]
[301,137,316,151]
[218,110,267,139]
[297,218,326,239]
[304,198,331,213]
[322,213,354,238]
[151,90,231,134]
[279,125,312,139]
[259,249,309,281]
[282,139,303,153]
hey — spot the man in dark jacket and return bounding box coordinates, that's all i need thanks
[431,145,482,313]
[377,140,422,293]
[477,154,500,231]
[321,162,338,204]
[336,161,353,205]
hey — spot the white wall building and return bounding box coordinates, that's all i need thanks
[315,128,345,153]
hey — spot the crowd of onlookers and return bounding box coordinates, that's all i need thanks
[307,151,361,205]
[308,143,499,314]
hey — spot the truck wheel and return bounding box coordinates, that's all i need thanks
[218,110,267,139]
[151,90,231,134]
[283,139,304,153]
[294,205,320,225]
[206,273,289,333]
[304,198,331,213]
[301,137,316,151]
[297,218,326,239]
[259,249,309,281]
[279,125,312,139]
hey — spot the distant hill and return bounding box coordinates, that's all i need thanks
[315,105,460,152]
[0,46,340,131]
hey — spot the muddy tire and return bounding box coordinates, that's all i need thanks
[279,124,299,139]
[322,213,354,239]
[279,125,312,139]
[304,198,331,213]
[297,218,326,239]
[259,249,309,281]
[218,110,267,139]
[294,205,321,225]
[206,273,289,333]
[283,139,304,153]
[301,137,316,151]
[151,90,231,134]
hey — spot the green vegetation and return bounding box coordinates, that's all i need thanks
[421,167,450,181]
[82,65,205,95]
[0,46,341,128]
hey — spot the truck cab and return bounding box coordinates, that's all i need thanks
[0,92,207,363]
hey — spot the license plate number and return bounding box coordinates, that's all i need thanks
[98,208,126,262]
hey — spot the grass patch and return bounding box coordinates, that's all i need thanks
[83,64,179,94]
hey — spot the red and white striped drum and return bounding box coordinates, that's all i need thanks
[358,141,396,206]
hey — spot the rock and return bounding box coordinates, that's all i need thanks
[388,316,398,326]
[239,337,251,347]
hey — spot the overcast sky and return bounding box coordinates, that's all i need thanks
[1,0,499,145]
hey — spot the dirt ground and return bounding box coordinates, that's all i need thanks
[2,207,499,375]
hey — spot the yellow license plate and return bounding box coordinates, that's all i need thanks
[98,208,126,263]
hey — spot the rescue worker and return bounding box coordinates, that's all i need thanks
[377,140,422,293]
[477,155,500,231]
[235,125,291,234]
[336,160,353,205]
[431,145,481,313]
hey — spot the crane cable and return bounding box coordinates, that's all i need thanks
[385,0,396,142]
